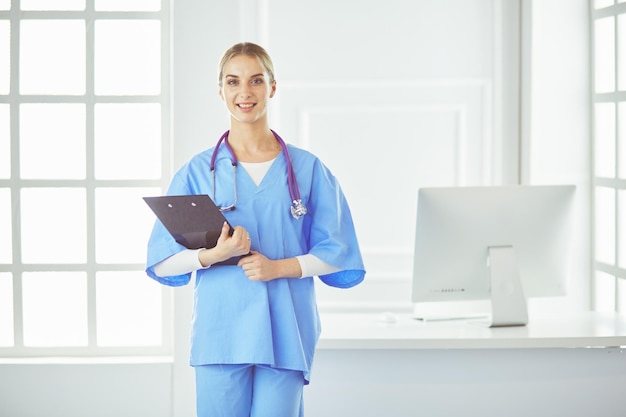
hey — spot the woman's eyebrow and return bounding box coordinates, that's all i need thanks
[225,73,265,79]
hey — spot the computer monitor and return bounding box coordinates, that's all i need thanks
[411,185,576,327]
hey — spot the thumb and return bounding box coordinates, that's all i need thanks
[217,221,231,243]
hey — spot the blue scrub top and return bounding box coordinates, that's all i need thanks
[146,139,365,382]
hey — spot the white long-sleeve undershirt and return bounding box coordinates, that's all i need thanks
[152,158,340,278]
[153,248,339,278]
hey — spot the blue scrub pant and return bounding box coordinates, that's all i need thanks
[194,364,305,417]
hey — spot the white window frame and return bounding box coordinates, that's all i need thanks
[591,0,626,313]
[0,0,172,358]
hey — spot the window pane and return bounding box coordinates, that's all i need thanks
[21,188,87,263]
[20,104,86,179]
[595,186,616,265]
[0,21,9,94]
[617,190,626,268]
[22,271,87,346]
[0,104,9,179]
[94,103,161,179]
[620,103,626,179]
[95,0,160,11]
[0,188,11,264]
[95,20,161,95]
[21,0,85,10]
[595,271,616,312]
[619,15,626,91]
[20,20,85,95]
[96,271,162,346]
[95,187,161,263]
[595,103,616,178]
[0,1,10,10]
[595,17,615,93]
[0,272,13,347]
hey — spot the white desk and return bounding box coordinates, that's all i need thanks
[305,312,626,417]
[317,311,626,349]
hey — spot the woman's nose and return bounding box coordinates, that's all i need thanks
[239,84,251,98]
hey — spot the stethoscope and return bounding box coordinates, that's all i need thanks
[209,130,308,219]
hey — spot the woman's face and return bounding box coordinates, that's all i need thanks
[219,54,276,125]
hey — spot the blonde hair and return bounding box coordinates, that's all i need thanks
[217,42,275,87]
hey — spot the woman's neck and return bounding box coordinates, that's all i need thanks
[227,123,281,163]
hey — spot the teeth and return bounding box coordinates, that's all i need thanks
[239,103,254,108]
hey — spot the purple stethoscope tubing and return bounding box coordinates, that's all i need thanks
[209,130,306,218]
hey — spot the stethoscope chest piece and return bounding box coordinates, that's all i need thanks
[291,199,307,220]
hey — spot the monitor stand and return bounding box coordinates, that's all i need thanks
[412,246,529,326]
[475,245,528,327]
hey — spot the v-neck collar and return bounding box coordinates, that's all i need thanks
[239,157,277,186]
[237,151,286,193]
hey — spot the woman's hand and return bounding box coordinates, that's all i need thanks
[217,222,251,257]
[238,251,302,281]
[198,222,251,267]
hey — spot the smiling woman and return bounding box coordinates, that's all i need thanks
[218,45,277,134]
[146,42,365,417]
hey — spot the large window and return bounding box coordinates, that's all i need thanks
[0,0,171,356]
[592,0,626,313]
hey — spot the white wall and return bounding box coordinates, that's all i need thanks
[0,360,172,417]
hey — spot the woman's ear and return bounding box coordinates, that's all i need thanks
[218,87,224,101]
[269,80,277,98]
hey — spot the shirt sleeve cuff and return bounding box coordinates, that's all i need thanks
[296,254,340,278]
[153,248,206,277]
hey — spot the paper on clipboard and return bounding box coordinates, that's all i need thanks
[143,194,242,265]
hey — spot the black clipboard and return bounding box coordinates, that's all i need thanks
[144,194,243,266]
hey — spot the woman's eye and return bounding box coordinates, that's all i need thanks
[227,79,238,86]
[251,78,263,85]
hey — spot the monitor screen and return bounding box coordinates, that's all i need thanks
[411,185,576,325]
